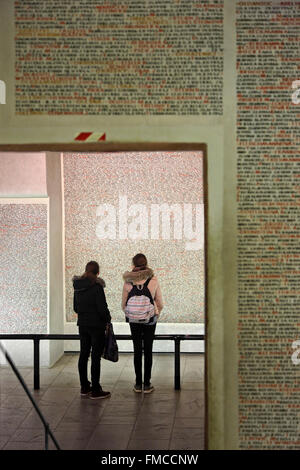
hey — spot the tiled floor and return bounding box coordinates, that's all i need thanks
[0,353,205,450]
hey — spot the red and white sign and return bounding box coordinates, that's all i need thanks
[74,132,106,141]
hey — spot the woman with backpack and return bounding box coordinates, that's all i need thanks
[122,253,164,393]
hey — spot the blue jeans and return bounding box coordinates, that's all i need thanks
[130,323,156,386]
[78,325,106,391]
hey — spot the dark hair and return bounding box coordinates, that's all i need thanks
[82,261,99,283]
[85,261,100,275]
[132,253,148,271]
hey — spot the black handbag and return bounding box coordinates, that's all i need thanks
[102,322,119,362]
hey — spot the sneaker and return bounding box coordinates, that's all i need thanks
[133,384,143,393]
[80,382,91,396]
[143,383,155,394]
[89,390,111,400]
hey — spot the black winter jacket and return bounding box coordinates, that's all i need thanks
[73,276,111,327]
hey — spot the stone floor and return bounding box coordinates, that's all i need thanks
[0,353,205,450]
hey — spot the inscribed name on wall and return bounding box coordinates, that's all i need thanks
[15,0,223,115]
[63,151,205,324]
[0,204,48,334]
[236,0,300,450]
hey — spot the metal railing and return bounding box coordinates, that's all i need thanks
[0,342,60,450]
[0,334,204,391]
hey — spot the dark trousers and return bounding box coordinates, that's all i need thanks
[78,325,106,391]
[129,323,156,386]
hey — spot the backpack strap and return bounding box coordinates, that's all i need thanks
[141,276,154,304]
[144,276,153,288]
[133,276,152,291]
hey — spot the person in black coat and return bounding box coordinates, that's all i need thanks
[73,260,111,399]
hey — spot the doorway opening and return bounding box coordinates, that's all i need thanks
[0,143,208,450]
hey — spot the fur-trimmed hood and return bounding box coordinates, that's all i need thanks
[72,275,106,290]
[122,267,154,284]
